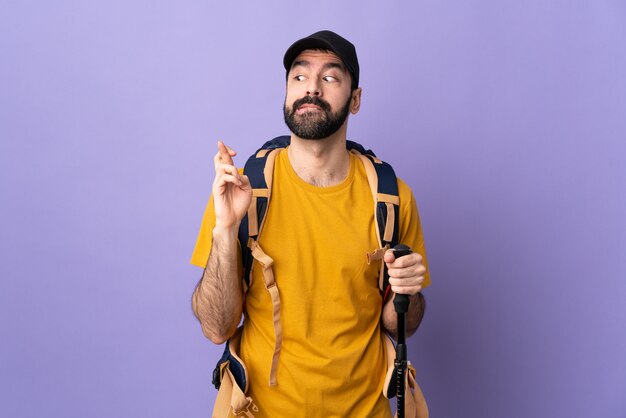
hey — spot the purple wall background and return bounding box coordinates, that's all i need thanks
[2,1,625,417]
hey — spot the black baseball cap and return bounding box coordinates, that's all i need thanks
[283,30,360,89]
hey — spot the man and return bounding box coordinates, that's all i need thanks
[191,30,430,417]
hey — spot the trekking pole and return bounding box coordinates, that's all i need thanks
[391,244,412,418]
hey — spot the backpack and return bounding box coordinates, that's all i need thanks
[210,136,428,417]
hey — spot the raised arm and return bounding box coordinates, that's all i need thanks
[192,141,252,344]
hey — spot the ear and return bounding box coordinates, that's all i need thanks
[350,88,362,114]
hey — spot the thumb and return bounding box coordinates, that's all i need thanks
[384,249,396,264]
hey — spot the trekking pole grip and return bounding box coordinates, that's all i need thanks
[392,244,412,314]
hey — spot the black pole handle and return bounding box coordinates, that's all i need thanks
[392,244,412,314]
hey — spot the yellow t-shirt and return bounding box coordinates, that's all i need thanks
[191,149,430,417]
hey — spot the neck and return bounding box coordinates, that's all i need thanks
[288,125,351,187]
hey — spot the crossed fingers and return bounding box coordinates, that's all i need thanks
[214,141,236,170]
[213,141,243,186]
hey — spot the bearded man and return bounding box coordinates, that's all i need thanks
[191,30,431,417]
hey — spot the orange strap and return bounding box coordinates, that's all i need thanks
[244,148,283,386]
[248,239,282,386]
[353,152,399,291]
[351,152,380,243]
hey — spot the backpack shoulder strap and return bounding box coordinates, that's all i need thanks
[349,148,400,297]
[237,136,288,387]
[238,136,290,290]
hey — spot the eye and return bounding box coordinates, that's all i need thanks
[323,75,338,82]
[294,75,306,81]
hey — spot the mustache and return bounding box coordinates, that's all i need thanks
[291,96,331,113]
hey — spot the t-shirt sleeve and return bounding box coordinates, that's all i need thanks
[397,178,431,289]
[190,195,217,268]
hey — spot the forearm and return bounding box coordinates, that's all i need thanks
[192,226,243,344]
[381,292,426,340]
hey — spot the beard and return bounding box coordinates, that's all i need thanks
[283,95,351,140]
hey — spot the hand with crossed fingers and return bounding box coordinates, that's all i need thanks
[212,141,252,230]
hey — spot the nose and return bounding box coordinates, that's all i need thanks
[306,78,321,96]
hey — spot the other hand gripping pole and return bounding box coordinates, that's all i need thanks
[391,244,412,418]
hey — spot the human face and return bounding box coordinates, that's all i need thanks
[283,50,361,140]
